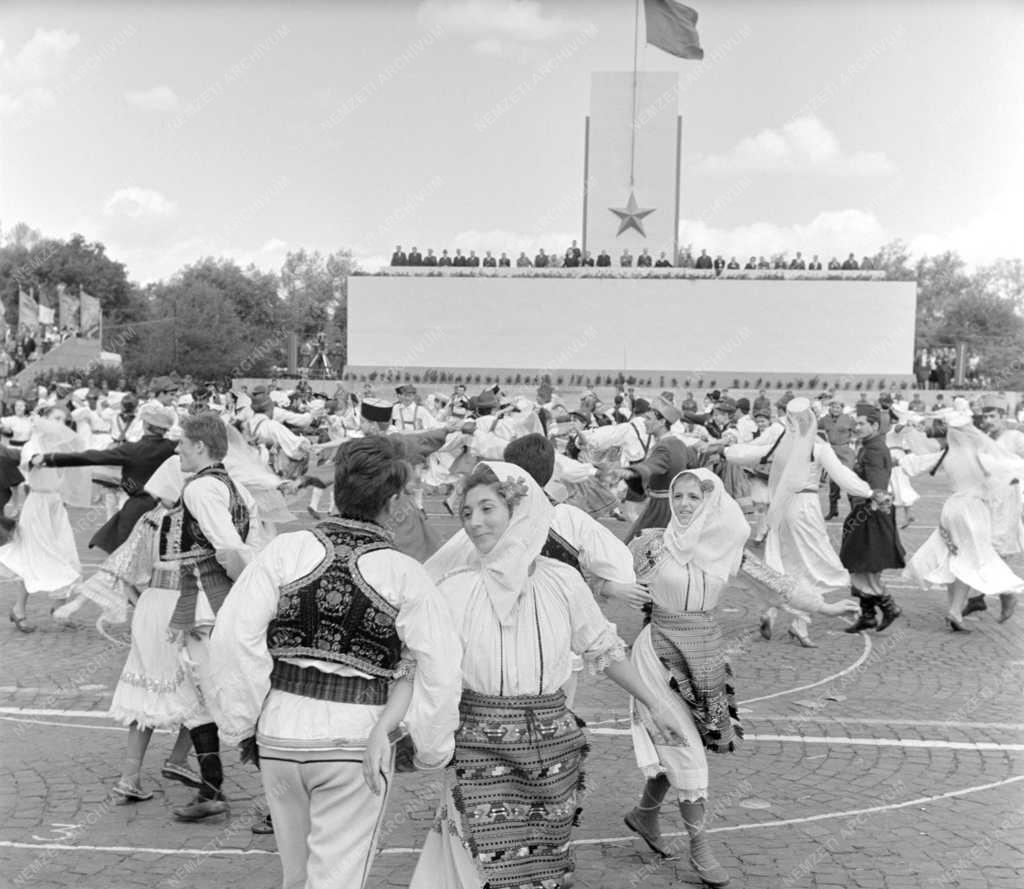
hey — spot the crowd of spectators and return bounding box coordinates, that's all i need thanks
[914,347,992,390]
[0,325,81,378]
[389,242,878,272]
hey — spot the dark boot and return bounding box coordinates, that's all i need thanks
[961,595,988,617]
[875,592,902,632]
[844,588,878,633]
[824,502,839,521]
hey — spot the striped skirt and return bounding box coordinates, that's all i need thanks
[412,689,588,889]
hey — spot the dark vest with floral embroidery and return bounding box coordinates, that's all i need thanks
[166,463,250,632]
[540,528,584,577]
[267,519,403,678]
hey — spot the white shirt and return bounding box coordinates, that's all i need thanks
[583,417,650,463]
[391,403,440,431]
[438,558,625,696]
[208,530,462,767]
[247,413,308,460]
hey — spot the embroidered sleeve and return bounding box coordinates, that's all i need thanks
[585,636,628,675]
[393,656,418,681]
[628,529,667,583]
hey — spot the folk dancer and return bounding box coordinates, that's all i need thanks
[839,408,906,633]
[901,410,1024,629]
[164,412,255,820]
[409,461,688,889]
[725,398,874,647]
[209,436,462,889]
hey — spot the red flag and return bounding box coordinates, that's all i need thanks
[644,0,704,60]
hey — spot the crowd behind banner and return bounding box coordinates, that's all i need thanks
[1,284,99,378]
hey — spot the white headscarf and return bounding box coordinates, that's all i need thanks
[663,468,749,581]
[766,397,818,530]
[460,460,552,626]
[144,455,185,504]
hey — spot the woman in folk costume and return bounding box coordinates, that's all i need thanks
[901,410,1024,629]
[411,461,688,889]
[624,469,745,888]
[100,456,204,802]
[1,406,86,632]
[886,406,938,530]
[725,398,873,647]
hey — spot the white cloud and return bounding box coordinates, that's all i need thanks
[418,0,583,58]
[259,237,288,253]
[910,205,1024,269]
[678,209,888,263]
[124,85,180,112]
[695,116,895,177]
[0,87,55,116]
[103,187,177,219]
[4,28,79,81]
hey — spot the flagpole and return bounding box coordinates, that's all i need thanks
[629,0,641,188]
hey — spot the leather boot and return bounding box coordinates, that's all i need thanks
[875,592,902,632]
[961,595,988,617]
[844,588,878,633]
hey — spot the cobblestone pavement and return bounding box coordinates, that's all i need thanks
[1,475,1022,888]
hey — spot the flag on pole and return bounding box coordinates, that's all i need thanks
[58,283,80,328]
[38,303,55,325]
[80,290,102,338]
[18,288,39,331]
[644,0,704,60]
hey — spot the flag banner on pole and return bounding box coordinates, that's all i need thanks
[644,0,704,60]
[80,290,102,338]
[58,284,80,328]
[18,288,39,331]
[38,303,55,325]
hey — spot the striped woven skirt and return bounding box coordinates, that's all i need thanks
[412,689,588,889]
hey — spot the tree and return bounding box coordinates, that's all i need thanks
[874,239,916,282]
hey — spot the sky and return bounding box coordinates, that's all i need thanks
[1,0,1022,284]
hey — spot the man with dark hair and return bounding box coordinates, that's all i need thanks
[36,404,179,552]
[209,436,461,889]
[407,246,422,266]
[164,411,255,822]
[390,245,407,266]
[840,408,905,632]
[819,401,857,520]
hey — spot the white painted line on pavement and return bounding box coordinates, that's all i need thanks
[586,728,1024,751]
[739,633,872,705]
[742,715,1024,731]
[0,707,111,718]
[3,774,1019,859]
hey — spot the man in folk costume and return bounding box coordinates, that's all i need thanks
[576,396,652,521]
[616,396,698,541]
[839,407,905,633]
[725,398,875,646]
[37,405,179,553]
[391,384,440,431]
[209,436,461,889]
[125,376,181,442]
[165,412,256,820]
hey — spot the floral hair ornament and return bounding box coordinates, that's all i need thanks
[455,470,530,514]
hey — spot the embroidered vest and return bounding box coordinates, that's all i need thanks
[166,464,250,631]
[267,519,403,678]
[540,528,584,578]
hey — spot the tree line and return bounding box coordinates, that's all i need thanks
[1,222,1021,386]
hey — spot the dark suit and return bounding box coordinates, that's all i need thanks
[596,254,611,267]
[390,251,407,267]
[482,257,497,267]
[407,251,422,266]
[695,255,712,269]
[655,259,671,267]
[0,444,23,513]
[453,255,467,267]
[637,254,653,267]
[423,254,438,266]
[468,256,480,267]
[498,257,511,267]
[45,433,178,552]
[534,254,549,268]
[439,255,452,266]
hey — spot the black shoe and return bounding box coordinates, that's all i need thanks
[961,596,987,617]
[999,594,1017,624]
[844,588,878,633]
[824,508,839,520]
[173,795,229,822]
[875,593,902,632]
[251,812,274,834]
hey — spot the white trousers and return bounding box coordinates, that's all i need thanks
[261,749,394,889]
